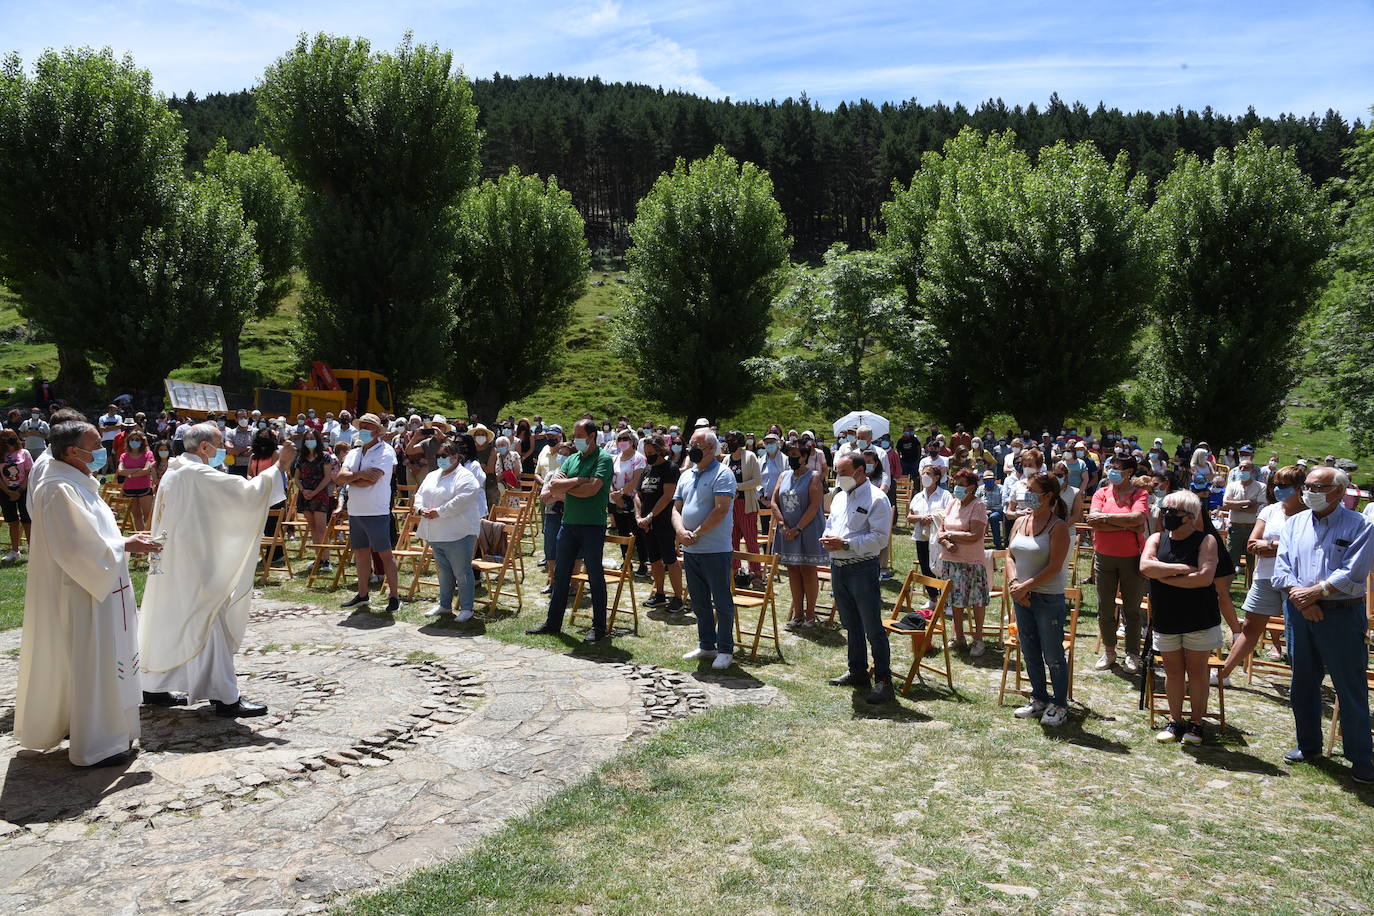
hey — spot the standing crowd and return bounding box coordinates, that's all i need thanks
[6,405,1373,783]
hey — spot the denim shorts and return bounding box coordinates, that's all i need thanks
[349,514,393,552]
[1153,624,1223,653]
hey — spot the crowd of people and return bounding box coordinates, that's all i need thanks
[6,404,1373,783]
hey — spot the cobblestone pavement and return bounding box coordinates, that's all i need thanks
[0,600,780,914]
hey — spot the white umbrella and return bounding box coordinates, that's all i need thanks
[831,410,890,440]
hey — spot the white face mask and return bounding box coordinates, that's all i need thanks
[836,475,857,493]
[1301,489,1330,511]
[920,474,935,489]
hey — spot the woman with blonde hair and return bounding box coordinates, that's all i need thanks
[1139,489,1222,746]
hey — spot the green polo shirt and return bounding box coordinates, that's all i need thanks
[559,447,614,526]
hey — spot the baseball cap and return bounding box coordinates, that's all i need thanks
[547,423,564,436]
[763,431,780,441]
[1190,472,1210,490]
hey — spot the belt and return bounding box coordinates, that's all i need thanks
[832,555,879,568]
[1315,597,1364,612]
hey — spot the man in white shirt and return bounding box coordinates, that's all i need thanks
[821,453,895,705]
[1222,457,1267,566]
[19,408,50,458]
[334,411,360,447]
[918,441,949,485]
[335,414,400,614]
[321,412,341,445]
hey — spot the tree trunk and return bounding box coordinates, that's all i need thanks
[54,346,97,408]
[220,322,244,393]
[464,377,505,426]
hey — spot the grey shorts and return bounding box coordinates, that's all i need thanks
[349,514,393,552]
[1241,578,1284,617]
[1153,625,1223,653]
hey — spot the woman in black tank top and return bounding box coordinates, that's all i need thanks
[1139,490,1222,745]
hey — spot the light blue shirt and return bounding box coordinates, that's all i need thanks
[1272,506,1374,597]
[675,459,738,554]
[759,451,787,503]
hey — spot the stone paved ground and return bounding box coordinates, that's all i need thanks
[0,600,780,915]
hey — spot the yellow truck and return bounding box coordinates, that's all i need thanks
[253,363,394,419]
[165,364,393,420]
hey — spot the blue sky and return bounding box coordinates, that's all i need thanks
[3,0,1371,117]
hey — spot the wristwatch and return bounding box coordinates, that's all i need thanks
[1319,580,1332,597]
[842,538,851,551]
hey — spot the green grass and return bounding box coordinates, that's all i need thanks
[3,522,1372,913]
[0,562,145,631]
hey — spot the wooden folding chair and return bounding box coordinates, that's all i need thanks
[472,515,525,615]
[731,550,783,662]
[394,484,416,511]
[997,587,1083,705]
[278,484,310,557]
[983,549,1012,643]
[882,570,954,696]
[307,513,353,588]
[570,533,638,633]
[1327,670,1374,757]
[257,508,293,584]
[1145,648,1227,729]
[814,566,837,624]
[1073,524,1094,585]
[1245,616,1292,685]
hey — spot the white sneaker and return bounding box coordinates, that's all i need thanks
[455,609,475,623]
[1095,651,1117,671]
[1123,654,1141,675]
[1208,671,1231,688]
[683,647,717,660]
[970,640,987,658]
[1040,704,1068,727]
[424,604,451,618]
[1014,699,1048,719]
[712,652,733,670]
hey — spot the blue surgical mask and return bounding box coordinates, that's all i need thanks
[497,446,509,455]
[1024,492,1042,510]
[952,485,968,499]
[556,453,568,467]
[440,455,457,470]
[1274,486,1294,502]
[211,447,226,468]
[1239,471,1252,482]
[85,447,107,474]
[574,437,591,453]
[358,429,374,444]
[984,480,995,489]
[1106,469,1124,484]
[671,443,683,454]
[765,443,778,455]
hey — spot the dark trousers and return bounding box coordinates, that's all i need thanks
[833,556,890,680]
[546,523,607,632]
[915,540,939,601]
[1287,599,1372,765]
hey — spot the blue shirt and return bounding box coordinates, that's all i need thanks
[759,451,787,503]
[675,459,738,554]
[1272,506,1374,597]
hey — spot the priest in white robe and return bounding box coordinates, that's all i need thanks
[139,422,292,717]
[16,421,162,767]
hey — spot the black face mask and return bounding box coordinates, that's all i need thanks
[788,455,802,471]
[687,446,704,464]
[1162,511,1188,531]
[644,451,659,463]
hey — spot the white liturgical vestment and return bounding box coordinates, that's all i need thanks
[16,460,141,765]
[139,455,282,703]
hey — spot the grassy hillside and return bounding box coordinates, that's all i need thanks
[0,277,1365,484]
